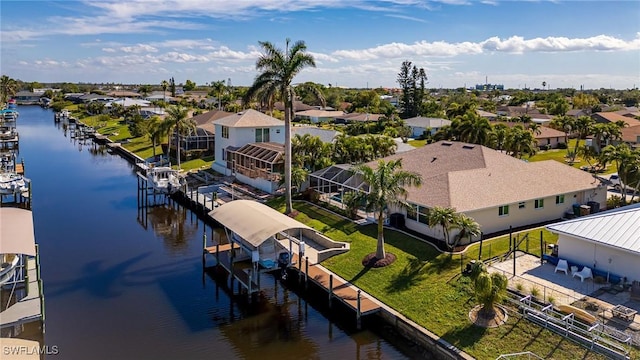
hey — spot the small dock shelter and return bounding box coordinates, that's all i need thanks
[205,200,313,293]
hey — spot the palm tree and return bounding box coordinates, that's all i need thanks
[1,75,18,104]
[550,115,575,145]
[600,144,640,203]
[474,268,508,320]
[427,206,457,251]
[505,125,537,159]
[488,123,509,151]
[161,80,169,103]
[210,80,226,110]
[452,214,481,251]
[163,105,190,169]
[353,159,422,261]
[570,115,595,163]
[245,39,318,214]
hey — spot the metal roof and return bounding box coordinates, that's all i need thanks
[208,200,311,250]
[547,203,640,255]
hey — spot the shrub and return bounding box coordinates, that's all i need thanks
[515,282,524,292]
[557,142,568,149]
[530,286,541,298]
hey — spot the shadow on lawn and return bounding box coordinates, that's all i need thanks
[441,324,487,349]
[386,257,427,292]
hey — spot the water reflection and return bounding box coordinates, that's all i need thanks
[139,201,199,255]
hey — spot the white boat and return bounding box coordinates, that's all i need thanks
[146,166,183,194]
[0,172,29,195]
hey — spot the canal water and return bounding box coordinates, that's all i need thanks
[16,106,417,359]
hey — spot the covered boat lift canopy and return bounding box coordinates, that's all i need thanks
[208,200,312,250]
[0,207,36,256]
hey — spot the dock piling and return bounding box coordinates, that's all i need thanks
[328,274,333,308]
[304,256,309,289]
[357,290,362,330]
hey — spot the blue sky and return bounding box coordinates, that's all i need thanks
[1,0,639,90]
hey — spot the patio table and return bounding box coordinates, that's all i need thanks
[610,304,637,322]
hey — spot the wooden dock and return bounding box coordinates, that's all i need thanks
[204,243,260,294]
[292,254,381,324]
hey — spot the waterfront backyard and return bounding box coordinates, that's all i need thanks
[270,199,639,360]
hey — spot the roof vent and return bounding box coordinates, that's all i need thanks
[462,145,475,149]
[442,142,452,146]
[237,111,244,115]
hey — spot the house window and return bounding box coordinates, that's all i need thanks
[276,129,281,134]
[555,195,565,204]
[518,202,526,209]
[407,204,417,221]
[535,199,544,209]
[417,205,430,225]
[221,126,229,139]
[498,205,509,217]
[255,128,270,142]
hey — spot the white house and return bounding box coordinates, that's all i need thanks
[403,116,451,138]
[294,109,345,123]
[211,109,285,193]
[309,141,607,244]
[547,203,640,283]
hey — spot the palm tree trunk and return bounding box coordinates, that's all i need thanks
[176,127,181,170]
[376,211,386,259]
[284,96,293,214]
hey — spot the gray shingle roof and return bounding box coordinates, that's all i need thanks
[368,141,602,212]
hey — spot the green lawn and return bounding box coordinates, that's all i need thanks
[267,199,627,360]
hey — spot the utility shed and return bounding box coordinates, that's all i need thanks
[547,203,640,283]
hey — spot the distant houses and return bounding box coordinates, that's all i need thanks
[402,116,451,138]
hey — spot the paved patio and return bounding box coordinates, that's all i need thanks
[488,253,640,345]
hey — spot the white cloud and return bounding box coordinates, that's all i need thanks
[102,48,117,53]
[120,44,158,53]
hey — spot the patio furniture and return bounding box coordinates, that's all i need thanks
[573,266,593,282]
[570,266,579,275]
[554,259,569,275]
[611,304,637,322]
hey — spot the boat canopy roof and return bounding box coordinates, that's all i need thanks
[0,207,36,256]
[208,200,312,249]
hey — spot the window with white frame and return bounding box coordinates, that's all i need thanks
[255,128,270,142]
[555,195,565,204]
[535,199,544,209]
[221,126,229,139]
[499,205,509,216]
[518,202,526,209]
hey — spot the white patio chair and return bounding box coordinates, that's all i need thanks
[573,266,593,282]
[554,259,569,275]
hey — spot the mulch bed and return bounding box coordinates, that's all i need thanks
[362,253,397,268]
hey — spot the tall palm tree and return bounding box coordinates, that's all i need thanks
[353,159,422,261]
[427,206,457,251]
[1,75,18,104]
[570,115,595,162]
[550,115,575,145]
[245,39,317,214]
[163,105,190,170]
[161,80,169,103]
[145,116,163,159]
[488,122,509,151]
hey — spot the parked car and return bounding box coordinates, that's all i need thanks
[608,174,626,192]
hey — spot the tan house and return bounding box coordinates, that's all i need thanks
[617,124,640,148]
[309,141,607,242]
[592,112,640,128]
[535,126,566,149]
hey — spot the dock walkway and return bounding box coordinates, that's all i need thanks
[292,254,381,316]
[0,258,42,330]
